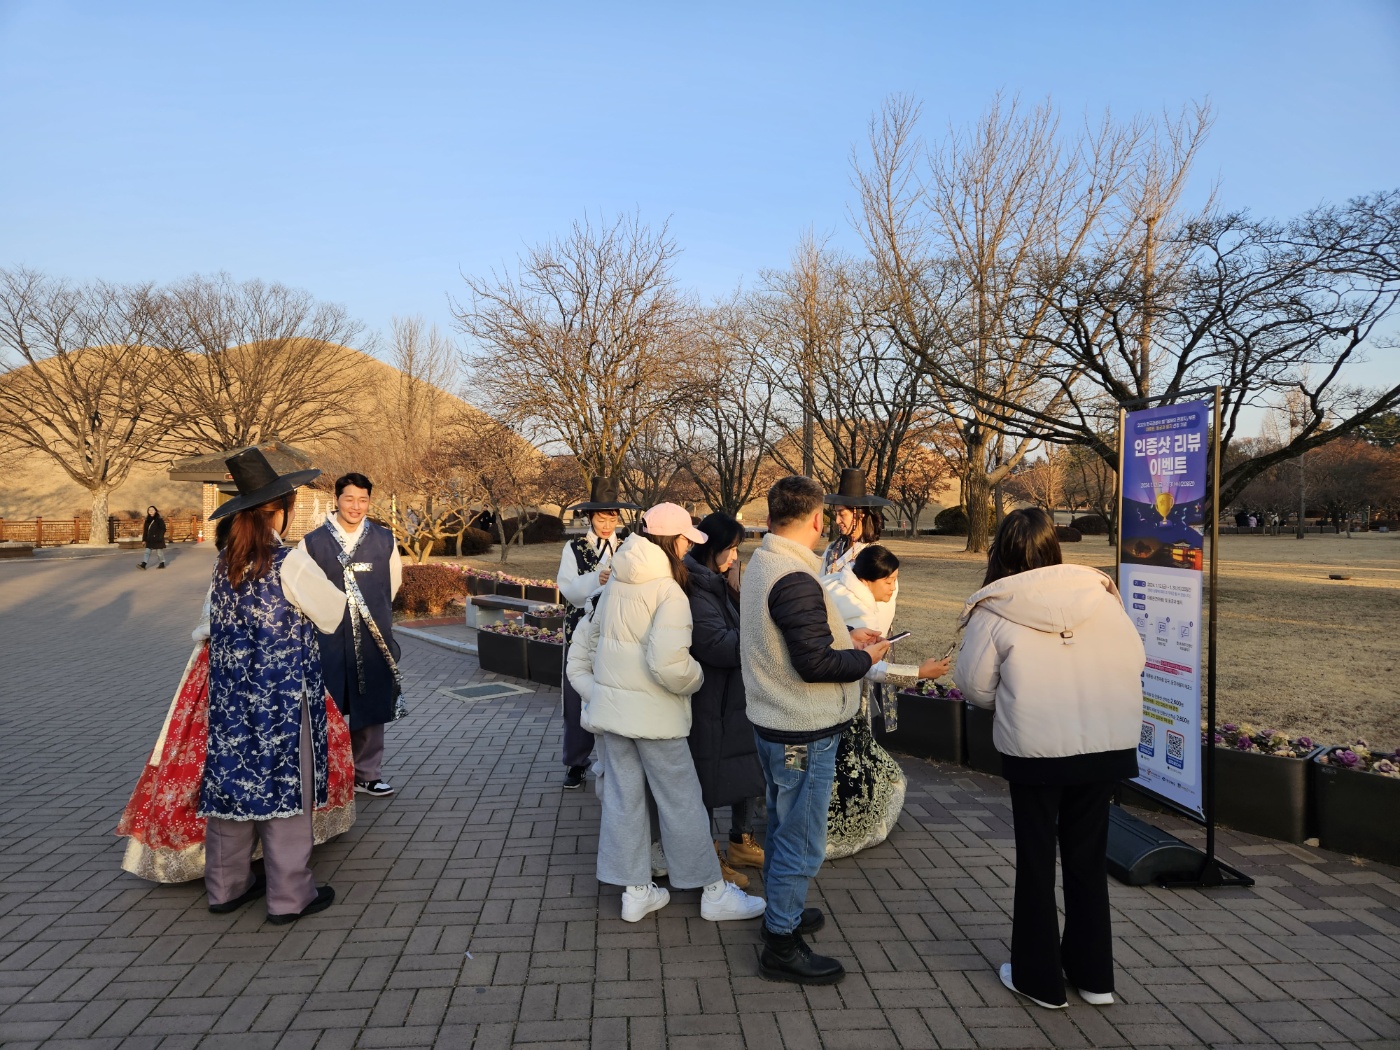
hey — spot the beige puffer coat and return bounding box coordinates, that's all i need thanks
[953,563,1146,759]
[566,533,703,739]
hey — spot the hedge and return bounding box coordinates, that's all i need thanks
[502,514,566,545]
[393,564,469,617]
[933,506,968,535]
[1055,525,1083,543]
[1070,514,1110,535]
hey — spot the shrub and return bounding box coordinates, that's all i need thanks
[393,564,469,617]
[502,513,566,545]
[1055,525,1083,543]
[933,506,968,535]
[1070,514,1110,535]
[431,527,494,557]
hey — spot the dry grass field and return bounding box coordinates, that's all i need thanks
[449,531,1400,748]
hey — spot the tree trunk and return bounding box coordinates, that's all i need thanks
[86,485,114,547]
[963,430,992,553]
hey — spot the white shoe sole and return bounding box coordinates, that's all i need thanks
[621,889,670,922]
[1077,988,1114,1005]
[999,964,1066,1009]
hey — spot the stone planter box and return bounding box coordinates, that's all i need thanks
[874,691,965,765]
[1313,749,1400,865]
[525,584,559,604]
[526,639,564,686]
[525,612,565,631]
[466,575,495,596]
[1212,745,1323,844]
[964,703,1003,777]
[476,631,528,679]
[493,582,526,599]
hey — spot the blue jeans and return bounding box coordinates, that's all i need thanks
[753,730,840,935]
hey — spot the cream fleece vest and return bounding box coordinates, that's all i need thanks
[739,532,862,734]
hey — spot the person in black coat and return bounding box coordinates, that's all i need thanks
[139,506,167,569]
[684,513,767,883]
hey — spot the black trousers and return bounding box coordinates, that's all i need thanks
[1008,780,1116,1005]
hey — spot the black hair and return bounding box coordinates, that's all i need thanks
[767,476,825,527]
[214,514,234,551]
[852,544,900,582]
[690,512,744,572]
[335,472,374,498]
[983,508,1063,587]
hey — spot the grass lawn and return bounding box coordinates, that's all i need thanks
[443,531,1400,748]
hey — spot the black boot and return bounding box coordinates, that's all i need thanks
[759,927,845,985]
[797,907,825,935]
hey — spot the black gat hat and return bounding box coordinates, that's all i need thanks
[824,467,895,509]
[570,476,641,513]
[207,446,321,521]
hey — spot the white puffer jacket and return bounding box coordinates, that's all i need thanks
[822,565,917,684]
[565,533,703,739]
[953,563,1146,759]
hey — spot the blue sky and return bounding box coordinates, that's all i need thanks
[2,0,1398,383]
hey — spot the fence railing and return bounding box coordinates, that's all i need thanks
[0,516,203,547]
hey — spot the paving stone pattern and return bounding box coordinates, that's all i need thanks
[1,550,1398,1049]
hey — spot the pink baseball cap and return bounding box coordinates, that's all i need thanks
[642,503,708,544]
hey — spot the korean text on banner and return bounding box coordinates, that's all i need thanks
[1118,400,1208,818]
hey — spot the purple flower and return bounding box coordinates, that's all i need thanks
[1213,734,1225,745]
[1296,736,1314,750]
[1374,760,1398,775]
[1222,723,1238,733]
[1335,749,1361,768]
[1236,737,1255,751]
[946,688,963,700]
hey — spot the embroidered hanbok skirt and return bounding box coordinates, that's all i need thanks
[117,643,356,883]
[825,689,907,860]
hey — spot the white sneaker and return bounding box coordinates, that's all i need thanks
[650,841,668,878]
[699,879,766,922]
[999,963,1067,1010]
[1077,987,1114,1006]
[621,883,669,922]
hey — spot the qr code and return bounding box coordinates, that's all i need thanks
[1138,720,1156,758]
[1166,729,1186,770]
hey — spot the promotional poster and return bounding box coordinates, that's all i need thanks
[1119,401,1209,818]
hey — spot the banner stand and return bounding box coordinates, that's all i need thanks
[1108,385,1253,889]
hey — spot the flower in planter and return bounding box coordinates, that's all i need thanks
[1318,744,1399,775]
[1235,736,1255,751]
[1211,723,1317,758]
[529,603,566,616]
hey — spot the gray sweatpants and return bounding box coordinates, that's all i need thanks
[597,733,722,890]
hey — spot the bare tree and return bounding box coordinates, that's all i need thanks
[856,94,1177,550]
[153,273,370,451]
[455,213,696,483]
[672,296,785,516]
[1003,447,1067,513]
[0,269,182,542]
[759,240,931,496]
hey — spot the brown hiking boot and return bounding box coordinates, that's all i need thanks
[715,842,749,889]
[726,833,765,869]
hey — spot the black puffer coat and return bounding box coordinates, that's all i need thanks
[142,515,167,550]
[684,554,765,809]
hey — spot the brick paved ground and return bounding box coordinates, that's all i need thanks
[1,549,1398,1049]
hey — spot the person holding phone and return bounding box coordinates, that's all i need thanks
[740,476,890,985]
[822,544,950,858]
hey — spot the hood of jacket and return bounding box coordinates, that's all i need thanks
[611,532,674,586]
[959,563,1121,639]
[683,554,726,597]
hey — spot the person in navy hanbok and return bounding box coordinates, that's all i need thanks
[200,447,349,923]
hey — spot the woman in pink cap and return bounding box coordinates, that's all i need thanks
[567,503,767,924]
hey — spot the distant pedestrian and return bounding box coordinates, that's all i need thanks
[299,473,405,798]
[954,508,1146,1010]
[567,503,767,925]
[139,506,167,569]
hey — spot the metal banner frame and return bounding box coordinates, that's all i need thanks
[1114,385,1253,888]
